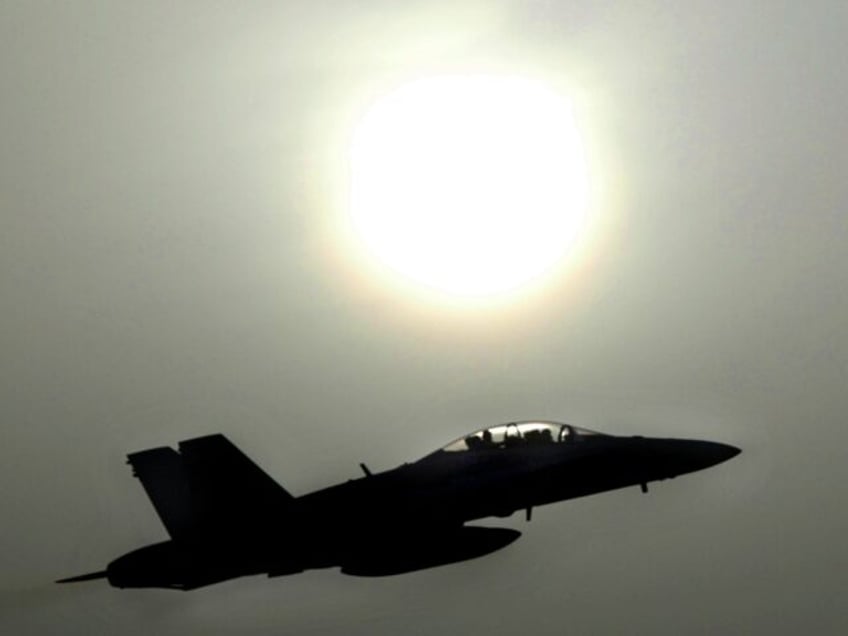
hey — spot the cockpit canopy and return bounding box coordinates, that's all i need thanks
[439,421,609,453]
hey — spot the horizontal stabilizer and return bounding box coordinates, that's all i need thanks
[56,570,108,583]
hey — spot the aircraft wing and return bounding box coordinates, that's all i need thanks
[127,434,294,540]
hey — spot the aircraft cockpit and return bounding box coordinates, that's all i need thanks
[439,421,609,453]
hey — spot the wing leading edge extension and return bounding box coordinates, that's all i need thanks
[127,434,294,540]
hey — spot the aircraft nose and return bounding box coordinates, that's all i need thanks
[673,440,741,473]
[699,441,741,467]
[646,438,741,478]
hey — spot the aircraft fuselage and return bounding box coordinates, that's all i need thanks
[58,423,740,589]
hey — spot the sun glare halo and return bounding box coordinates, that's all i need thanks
[349,75,590,297]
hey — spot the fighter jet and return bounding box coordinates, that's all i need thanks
[57,421,739,589]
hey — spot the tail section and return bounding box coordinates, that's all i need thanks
[127,434,293,540]
[127,447,194,538]
[179,434,294,530]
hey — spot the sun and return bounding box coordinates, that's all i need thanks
[349,75,590,297]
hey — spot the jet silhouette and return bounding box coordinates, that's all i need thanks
[57,421,740,589]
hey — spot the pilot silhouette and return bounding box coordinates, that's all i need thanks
[481,429,494,448]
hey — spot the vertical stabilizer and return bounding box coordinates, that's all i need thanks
[127,447,193,539]
[126,435,294,540]
[179,434,294,528]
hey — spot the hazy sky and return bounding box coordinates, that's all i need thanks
[2,2,847,634]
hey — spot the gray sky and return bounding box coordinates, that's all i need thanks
[2,2,847,634]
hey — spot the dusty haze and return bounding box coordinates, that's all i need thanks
[2,2,846,634]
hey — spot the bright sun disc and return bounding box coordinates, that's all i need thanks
[349,75,590,297]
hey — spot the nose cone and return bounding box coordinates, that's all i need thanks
[653,439,741,477]
[693,441,741,468]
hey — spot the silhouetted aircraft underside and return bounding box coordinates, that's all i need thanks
[57,421,739,589]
